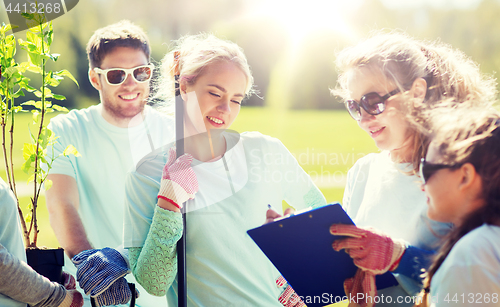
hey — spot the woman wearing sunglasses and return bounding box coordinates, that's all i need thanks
[329,31,497,306]
[417,106,500,307]
[123,34,325,306]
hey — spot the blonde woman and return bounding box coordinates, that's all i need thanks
[123,34,326,306]
[330,31,496,306]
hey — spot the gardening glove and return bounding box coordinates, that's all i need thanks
[343,269,372,307]
[58,289,84,307]
[158,147,198,209]
[330,225,406,307]
[71,248,130,297]
[62,271,77,290]
[91,278,139,307]
[276,276,306,307]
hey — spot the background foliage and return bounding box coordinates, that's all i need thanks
[2,0,499,110]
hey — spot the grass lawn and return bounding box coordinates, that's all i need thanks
[232,107,378,175]
[232,106,378,207]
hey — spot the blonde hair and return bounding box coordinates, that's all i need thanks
[152,33,254,106]
[332,30,497,172]
[416,106,500,307]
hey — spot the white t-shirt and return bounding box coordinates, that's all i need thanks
[0,178,27,307]
[124,131,327,306]
[430,224,500,307]
[47,104,175,306]
[343,151,452,306]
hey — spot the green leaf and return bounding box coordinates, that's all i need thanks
[48,53,60,61]
[47,29,54,46]
[46,72,62,87]
[28,52,42,67]
[13,88,25,98]
[39,127,53,148]
[34,89,53,99]
[26,30,38,45]
[23,143,37,160]
[52,94,66,100]
[32,110,40,123]
[52,104,69,112]
[55,70,79,87]
[11,106,24,113]
[36,174,44,185]
[22,13,35,21]
[21,100,36,106]
[22,42,38,53]
[63,144,81,157]
[25,64,42,74]
[43,87,53,98]
[25,18,40,30]
[40,155,48,164]
[3,66,22,78]
[1,24,16,34]
[5,35,16,59]
[25,100,45,110]
[22,158,33,174]
[20,81,36,92]
[45,179,53,191]
[46,128,58,143]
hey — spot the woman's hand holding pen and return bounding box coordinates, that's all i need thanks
[265,204,295,224]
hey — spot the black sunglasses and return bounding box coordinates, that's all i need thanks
[94,64,154,85]
[419,158,462,184]
[345,89,400,121]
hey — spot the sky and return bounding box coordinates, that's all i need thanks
[381,0,484,10]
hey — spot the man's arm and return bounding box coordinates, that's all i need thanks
[45,174,92,259]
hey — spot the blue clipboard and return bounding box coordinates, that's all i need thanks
[247,203,398,307]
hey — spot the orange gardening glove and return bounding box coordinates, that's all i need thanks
[330,225,406,307]
[60,272,84,307]
[343,269,374,307]
[276,276,306,307]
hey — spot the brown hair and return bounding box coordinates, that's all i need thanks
[86,20,150,69]
[333,30,497,173]
[416,106,500,306]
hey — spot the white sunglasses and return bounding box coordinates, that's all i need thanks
[93,64,154,85]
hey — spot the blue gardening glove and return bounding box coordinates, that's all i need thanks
[72,248,130,296]
[91,278,139,307]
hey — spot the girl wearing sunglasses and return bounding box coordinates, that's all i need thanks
[123,34,325,306]
[417,106,500,307]
[330,31,497,306]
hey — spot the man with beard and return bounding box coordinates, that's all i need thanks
[44,20,174,306]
